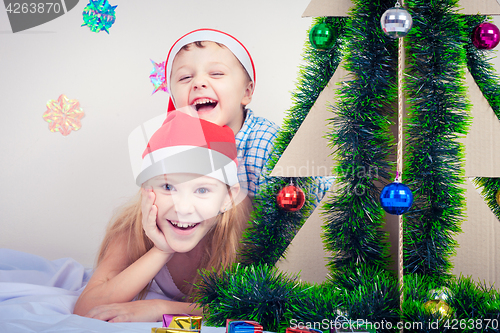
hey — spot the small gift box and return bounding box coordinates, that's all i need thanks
[226,319,263,333]
[286,328,323,333]
[152,329,200,333]
[163,314,202,330]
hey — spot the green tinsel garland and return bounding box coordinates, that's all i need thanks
[323,0,397,273]
[196,262,400,333]
[195,264,305,332]
[448,276,500,327]
[328,263,400,325]
[472,177,500,222]
[464,15,500,223]
[401,273,445,331]
[289,264,400,332]
[402,273,500,332]
[288,264,400,329]
[241,16,346,265]
[403,0,470,277]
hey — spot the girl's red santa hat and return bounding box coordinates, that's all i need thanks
[165,28,256,112]
[136,110,238,186]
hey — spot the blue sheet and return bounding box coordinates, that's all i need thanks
[0,249,224,333]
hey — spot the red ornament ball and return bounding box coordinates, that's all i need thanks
[472,22,500,50]
[276,185,305,212]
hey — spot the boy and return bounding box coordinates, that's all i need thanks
[164,29,333,201]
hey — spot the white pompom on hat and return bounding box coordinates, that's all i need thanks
[165,28,255,112]
[136,110,238,186]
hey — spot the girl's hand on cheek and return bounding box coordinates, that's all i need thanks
[141,187,175,255]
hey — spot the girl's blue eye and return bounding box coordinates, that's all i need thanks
[163,184,174,191]
[197,188,209,194]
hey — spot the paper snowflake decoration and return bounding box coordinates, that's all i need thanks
[82,0,117,33]
[149,59,169,94]
[42,94,85,136]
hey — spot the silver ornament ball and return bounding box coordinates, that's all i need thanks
[380,7,413,38]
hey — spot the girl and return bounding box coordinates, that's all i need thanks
[74,110,251,322]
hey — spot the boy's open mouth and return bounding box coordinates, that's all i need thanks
[193,98,218,112]
[168,219,199,230]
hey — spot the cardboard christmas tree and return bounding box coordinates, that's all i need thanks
[274,0,500,287]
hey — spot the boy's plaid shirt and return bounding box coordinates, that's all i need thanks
[235,109,334,204]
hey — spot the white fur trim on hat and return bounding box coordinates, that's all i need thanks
[136,145,238,186]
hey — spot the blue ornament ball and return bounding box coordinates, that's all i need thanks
[380,182,413,215]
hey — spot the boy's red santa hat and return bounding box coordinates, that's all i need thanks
[136,110,238,186]
[165,28,256,112]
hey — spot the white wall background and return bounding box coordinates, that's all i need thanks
[1,1,500,272]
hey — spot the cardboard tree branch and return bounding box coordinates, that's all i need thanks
[459,70,500,178]
[452,178,500,282]
[451,70,500,283]
[275,189,333,283]
[272,65,345,283]
[270,63,348,178]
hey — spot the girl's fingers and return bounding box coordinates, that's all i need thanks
[140,187,172,253]
[141,188,156,223]
[85,306,111,320]
[141,187,154,210]
[141,189,161,242]
[147,205,158,228]
[85,304,120,322]
[108,315,130,323]
[143,206,157,234]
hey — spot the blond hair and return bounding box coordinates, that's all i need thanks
[96,188,252,300]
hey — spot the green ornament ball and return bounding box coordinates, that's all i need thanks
[309,23,336,50]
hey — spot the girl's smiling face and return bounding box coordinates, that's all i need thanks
[169,42,254,135]
[145,173,237,253]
